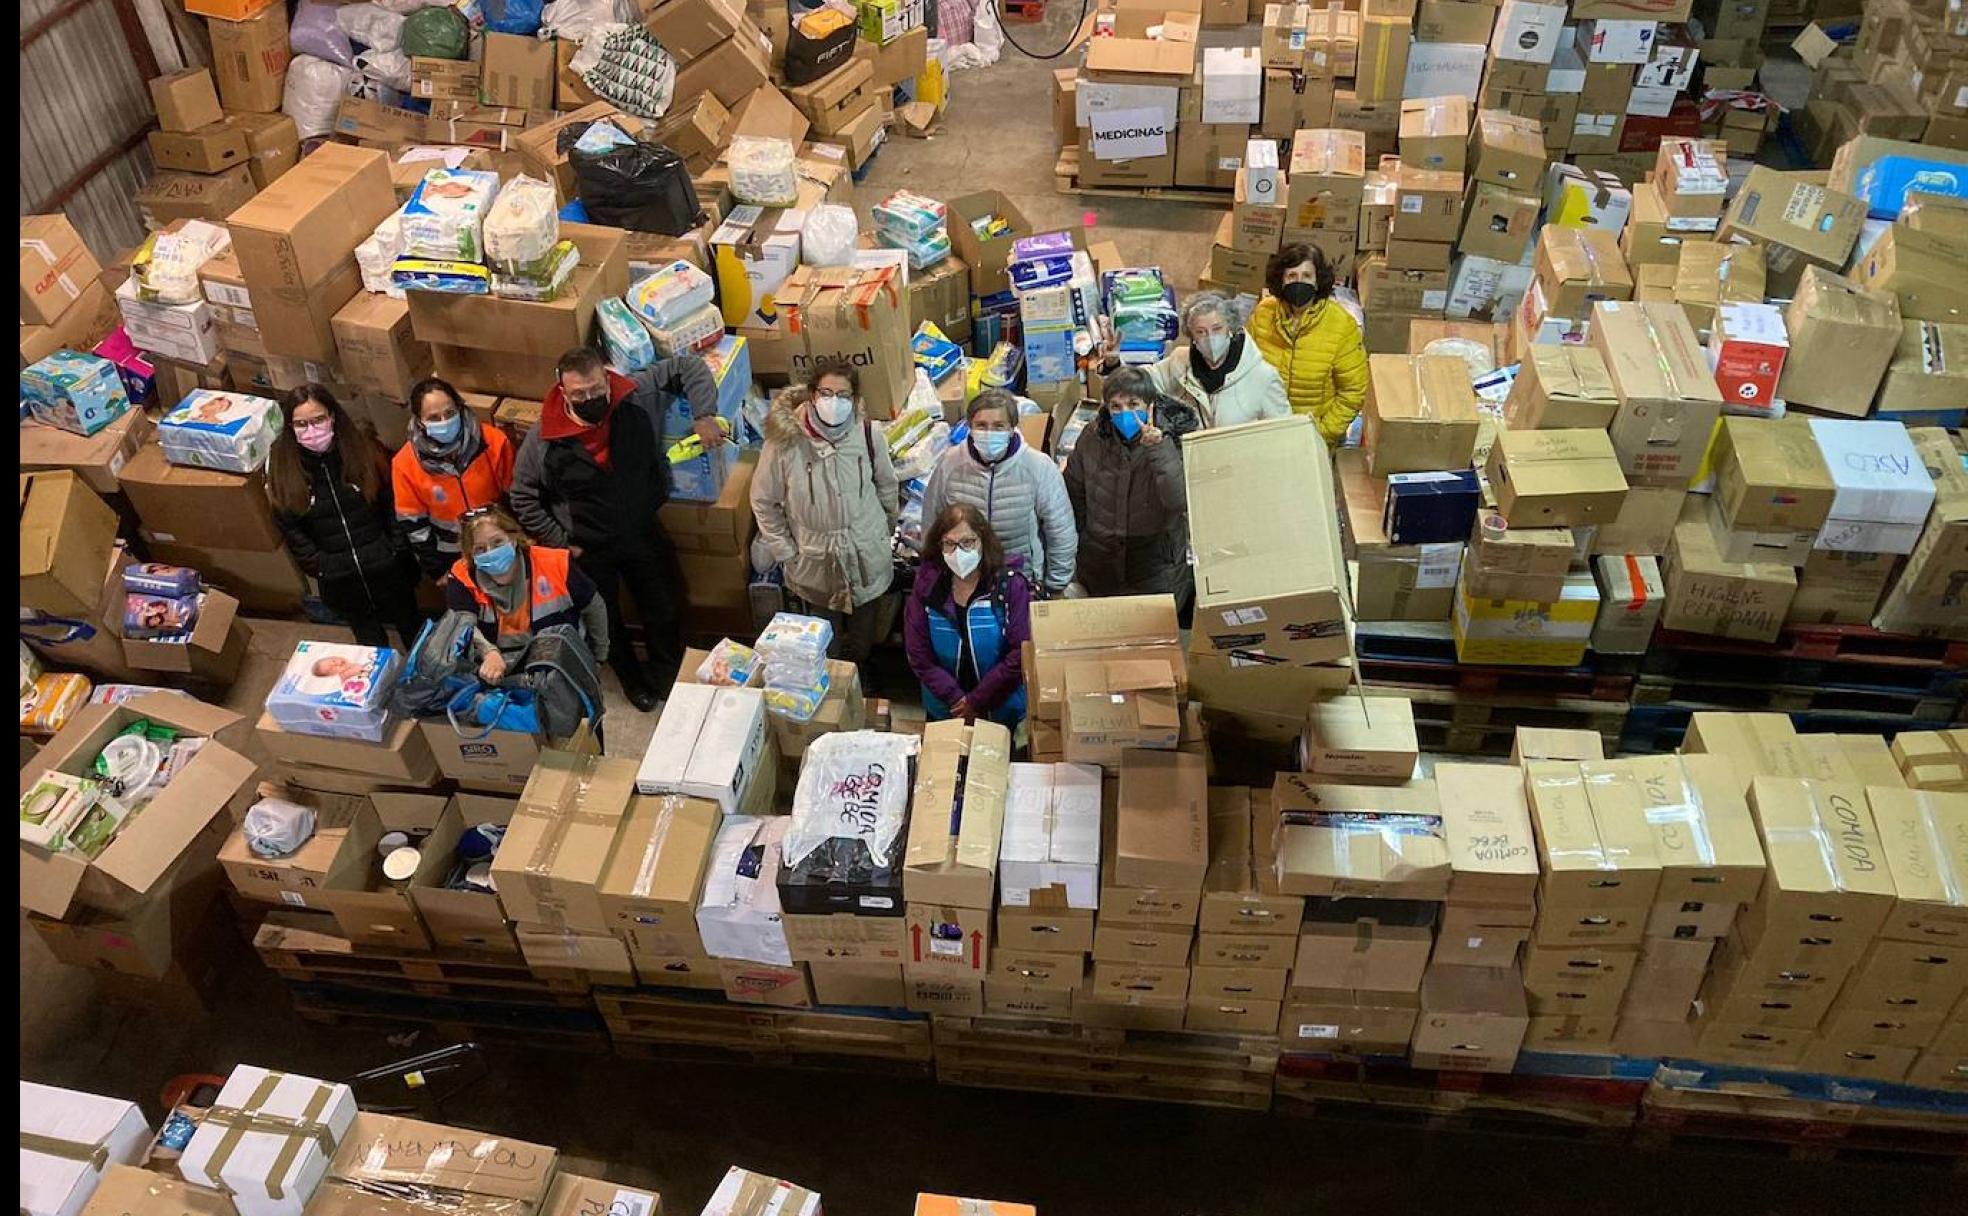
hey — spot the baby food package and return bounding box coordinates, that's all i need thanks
[400,167,502,261]
[264,640,402,742]
[158,389,282,473]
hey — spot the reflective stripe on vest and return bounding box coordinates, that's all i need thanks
[448,547,577,638]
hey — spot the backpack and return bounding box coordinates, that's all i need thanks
[445,625,606,747]
[390,611,482,719]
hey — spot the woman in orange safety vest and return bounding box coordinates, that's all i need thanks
[394,377,516,579]
[444,508,610,682]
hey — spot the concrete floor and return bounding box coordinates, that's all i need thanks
[21,23,1963,1215]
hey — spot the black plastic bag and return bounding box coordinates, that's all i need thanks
[563,122,704,237]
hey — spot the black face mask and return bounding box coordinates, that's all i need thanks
[1280,281,1320,309]
[569,393,610,425]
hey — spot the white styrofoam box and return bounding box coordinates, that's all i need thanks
[178,1066,358,1216]
[1202,47,1263,125]
[1490,1,1567,65]
[998,761,1103,910]
[20,1081,151,1216]
[637,683,768,814]
[695,815,793,965]
[1808,419,1939,555]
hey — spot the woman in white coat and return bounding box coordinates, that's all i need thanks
[1137,292,1292,429]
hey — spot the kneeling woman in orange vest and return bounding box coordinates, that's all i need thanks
[444,507,611,681]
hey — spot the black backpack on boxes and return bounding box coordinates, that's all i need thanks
[561,121,704,236]
[784,4,859,86]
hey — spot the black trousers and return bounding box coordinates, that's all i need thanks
[321,561,426,650]
[580,534,684,685]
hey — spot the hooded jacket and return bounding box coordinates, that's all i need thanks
[510,358,717,551]
[920,432,1078,592]
[750,392,901,612]
[392,414,515,577]
[1145,339,1293,429]
[1062,410,1189,597]
[1248,295,1369,445]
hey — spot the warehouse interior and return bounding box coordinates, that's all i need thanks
[19,1,1968,1214]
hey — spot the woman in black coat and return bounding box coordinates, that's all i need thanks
[267,384,426,648]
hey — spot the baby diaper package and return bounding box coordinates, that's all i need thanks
[158,389,282,473]
[264,640,403,742]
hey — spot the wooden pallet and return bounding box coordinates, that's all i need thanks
[930,1015,1277,1109]
[1631,675,1963,722]
[1402,683,1630,736]
[1361,656,1635,703]
[1275,1081,1633,1137]
[611,1037,934,1078]
[1414,717,1622,758]
[1650,625,1968,670]
[936,1062,1273,1111]
[1275,1055,1645,1133]
[596,989,933,1062]
[286,982,609,1051]
[1637,1084,1968,1167]
[931,1015,1281,1071]
[254,914,588,999]
[1621,703,1960,755]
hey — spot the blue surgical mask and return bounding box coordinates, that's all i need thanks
[424,413,462,445]
[972,430,1011,461]
[474,542,518,577]
[1110,408,1147,442]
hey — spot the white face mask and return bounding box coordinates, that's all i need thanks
[1197,331,1231,365]
[945,545,982,579]
[813,392,856,427]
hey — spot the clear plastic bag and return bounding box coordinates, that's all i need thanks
[335,2,406,52]
[728,136,799,207]
[783,730,920,869]
[626,258,716,331]
[695,639,760,687]
[802,205,860,268]
[356,212,405,296]
[242,797,317,859]
[401,168,502,261]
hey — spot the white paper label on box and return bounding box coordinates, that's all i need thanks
[1403,43,1487,101]
[1401,196,1424,213]
[1467,936,1484,948]
[1957,85,1968,108]
[1416,542,1462,588]
[1422,289,1448,310]
[281,891,308,906]
[1217,157,1243,171]
[612,1192,656,1216]
[860,895,894,909]
[1781,183,1828,229]
[1665,215,1721,233]
[109,450,128,476]
[932,936,964,957]
[1089,106,1170,161]
[1299,1023,1340,1039]
[1221,606,1268,626]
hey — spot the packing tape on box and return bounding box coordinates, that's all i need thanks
[18,1128,111,1171]
[1912,790,1966,904]
[629,794,686,899]
[1530,765,1632,872]
[203,1072,340,1201]
[1769,781,1865,894]
[1623,555,1651,610]
[20,238,84,306]
[1631,757,1716,866]
[519,754,618,912]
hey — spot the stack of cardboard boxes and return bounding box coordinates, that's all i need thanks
[1087,748,1211,1029]
[991,761,1102,1021]
[899,720,1011,1014]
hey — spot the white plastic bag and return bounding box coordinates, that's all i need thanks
[784,731,921,869]
[802,205,859,267]
[355,47,413,91]
[728,136,798,207]
[282,54,357,140]
[542,0,627,41]
[336,2,406,51]
[242,797,317,859]
[483,175,560,275]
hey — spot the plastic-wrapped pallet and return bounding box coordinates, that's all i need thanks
[158,390,282,473]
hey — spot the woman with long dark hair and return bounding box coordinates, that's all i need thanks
[903,503,1032,727]
[267,384,425,647]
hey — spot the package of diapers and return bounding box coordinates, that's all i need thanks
[483,174,562,280]
[264,640,402,742]
[400,167,501,261]
[159,389,282,472]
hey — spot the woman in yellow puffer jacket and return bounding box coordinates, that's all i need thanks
[1247,243,1369,446]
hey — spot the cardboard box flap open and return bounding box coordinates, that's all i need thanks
[905,718,1012,876]
[1065,659,1181,732]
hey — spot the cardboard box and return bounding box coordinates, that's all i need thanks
[1662,498,1797,642]
[1503,346,1617,431]
[147,119,252,175]
[1894,731,1968,795]
[487,750,635,935]
[1809,418,1936,555]
[1028,597,1186,723]
[999,761,1102,911]
[903,719,1010,908]
[405,222,626,358]
[21,694,255,921]
[1774,267,1903,418]
[1285,128,1368,232]
[19,214,102,328]
[1436,762,1539,906]
[20,470,120,618]
[1412,964,1530,1073]
[226,144,394,362]
[781,264,913,419]
[1390,166,1465,244]
[1398,96,1472,172]
[593,791,722,958]
[134,165,258,229]
[1062,660,1181,767]
[1713,416,1835,534]
[1279,988,1421,1055]
[947,190,1030,298]
[1534,227,1634,320]
[1301,694,1418,781]
[514,101,648,198]
[121,588,249,684]
[1112,749,1209,891]
[1740,777,1897,969]
[1525,760,1661,910]
[1857,225,1968,325]
[1361,354,1478,475]
[1186,416,1350,664]
[329,293,430,402]
[1522,942,1638,1015]
[208,2,288,113]
[1868,788,1968,944]
[1590,553,1664,653]
[1486,428,1628,528]
[1718,168,1867,291]
[480,30,556,111]
[1591,301,1723,489]
[1295,901,1434,991]
[1875,320,1967,413]
[150,69,223,133]
[1261,67,1337,139]
[1273,773,1449,899]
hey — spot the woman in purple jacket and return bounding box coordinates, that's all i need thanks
[904,503,1032,727]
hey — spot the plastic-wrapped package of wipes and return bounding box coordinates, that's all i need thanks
[264,640,402,742]
[400,167,501,261]
[158,389,282,472]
